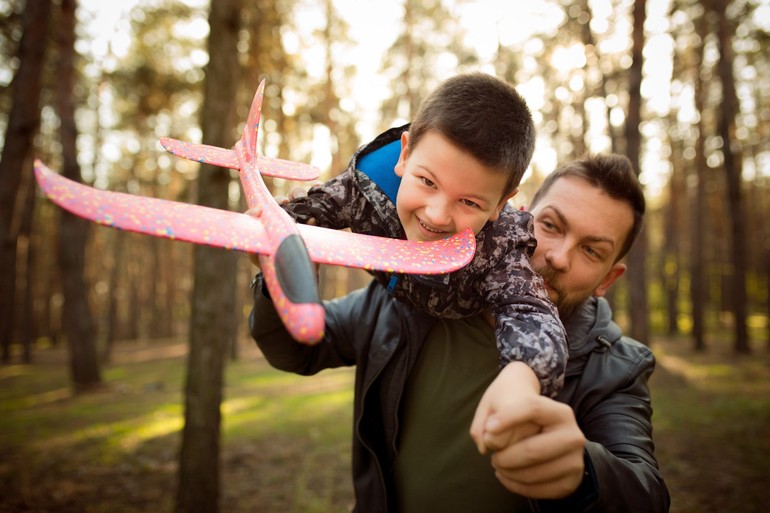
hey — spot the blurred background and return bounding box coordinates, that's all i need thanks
[1,0,769,512]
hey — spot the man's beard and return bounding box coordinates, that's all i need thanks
[535,264,586,320]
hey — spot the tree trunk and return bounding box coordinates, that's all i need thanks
[56,0,101,390]
[174,1,242,511]
[763,247,770,352]
[690,8,708,352]
[103,230,125,364]
[404,0,419,117]
[624,0,649,344]
[18,169,38,363]
[126,240,141,341]
[663,142,682,336]
[713,0,749,353]
[0,0,52,362]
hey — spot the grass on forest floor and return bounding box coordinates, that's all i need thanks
[649,335,770,513]
[1,334,769,513]
[0,339,355,513]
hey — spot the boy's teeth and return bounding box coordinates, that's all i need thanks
[419,219,441,233]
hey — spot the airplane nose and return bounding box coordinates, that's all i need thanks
[274,234,320,305]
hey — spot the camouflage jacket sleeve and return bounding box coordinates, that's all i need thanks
[280,169,363,230]
[480,209,567,398]
[281,166,404,240]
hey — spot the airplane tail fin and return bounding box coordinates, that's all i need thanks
[159,138,240,169]
[241,79,265,163]
[160,79,321,182]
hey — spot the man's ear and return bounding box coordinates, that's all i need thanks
[394,132,410,177]
[489,187,519,221]
[594,263,626,297]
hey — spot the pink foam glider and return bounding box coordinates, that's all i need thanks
[34,80,476,344]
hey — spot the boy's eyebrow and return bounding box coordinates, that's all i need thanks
[544,206,616,249]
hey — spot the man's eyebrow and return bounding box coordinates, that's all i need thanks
[585,234,616,249]
[544,205,616,248]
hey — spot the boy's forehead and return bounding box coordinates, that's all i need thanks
[411,131,510,197]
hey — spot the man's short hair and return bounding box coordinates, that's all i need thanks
[408,73,536,197]
[530,153,646,261]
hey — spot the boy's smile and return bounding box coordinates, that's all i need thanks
[393,131,515,242]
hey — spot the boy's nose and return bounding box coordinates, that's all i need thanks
[424,200,452,227]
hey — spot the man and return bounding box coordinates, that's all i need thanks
[249,153,670,512]
[470,154,666,511]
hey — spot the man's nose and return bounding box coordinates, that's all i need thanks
[544,244,569,271]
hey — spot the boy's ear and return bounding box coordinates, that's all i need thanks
[489,187,518,221]
[593,263,626,297]
[394,132,410,177]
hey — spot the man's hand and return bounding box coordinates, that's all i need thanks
[470,362,586,499]
[487,398,586,499]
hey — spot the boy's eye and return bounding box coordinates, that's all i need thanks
[420,177,436,188]
[461,199,480,209]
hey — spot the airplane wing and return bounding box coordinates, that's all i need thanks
[160,137,321,182]
[35,160,475,274]
[35,159,271,254]
[298,224,475,274]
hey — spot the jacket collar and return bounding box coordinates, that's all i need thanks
[563,296,623,372]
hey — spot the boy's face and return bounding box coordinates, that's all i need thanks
[529,175,633,318]
[393,131,516,242]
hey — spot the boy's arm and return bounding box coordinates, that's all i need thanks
[484,212,567,398]
[280,170,363,229]
[469,361,542,454]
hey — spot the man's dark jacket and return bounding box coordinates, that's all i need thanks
[249,277,670,512]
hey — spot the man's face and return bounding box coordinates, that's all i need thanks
[530,176,633,318]
[394,131,516,242]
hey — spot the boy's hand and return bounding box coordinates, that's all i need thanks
[246,186,317,268]
[470,361,541,455]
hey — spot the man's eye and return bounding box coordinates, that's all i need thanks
[540,220,556,231]
[584,246,605,260]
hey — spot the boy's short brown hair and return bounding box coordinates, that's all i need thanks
[408,73,536,197]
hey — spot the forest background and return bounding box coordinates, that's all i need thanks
[1,0,769,512]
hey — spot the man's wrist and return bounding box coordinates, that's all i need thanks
[531,450,599,512]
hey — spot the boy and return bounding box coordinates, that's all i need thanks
[280,73,566,398]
